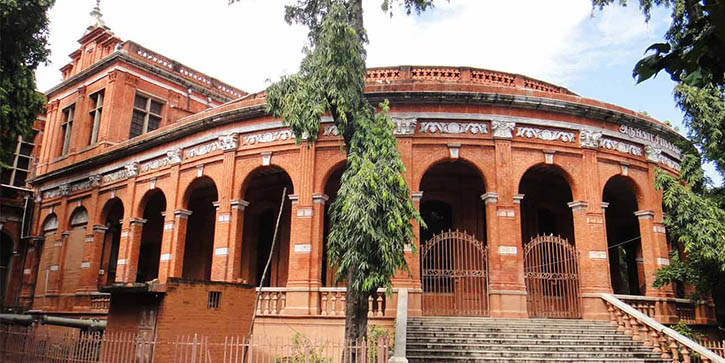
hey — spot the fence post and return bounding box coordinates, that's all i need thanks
[388,288,408,363]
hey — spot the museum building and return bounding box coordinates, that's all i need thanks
[0,6,717,339]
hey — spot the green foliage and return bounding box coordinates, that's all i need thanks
[670,321,704,340]
[674,83,725,177]
[0,0,53,165]
[591,0,725,87]
[264,0,426,346]
[276,333,332,363]
[366,325,391,362]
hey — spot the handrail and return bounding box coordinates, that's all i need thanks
[389,288,408,363]
[601,293,724,362]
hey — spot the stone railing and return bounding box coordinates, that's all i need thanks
[319,287,387,317]
[617,295,656,317]
[700,341,725,359]
[256,288,286,315]
[365,66,575,95]
[602,293,724,363]
[614,294,711,325]
[676,301,697,324]
[89,293,111,311]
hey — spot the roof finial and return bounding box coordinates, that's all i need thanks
[89,0,106,28]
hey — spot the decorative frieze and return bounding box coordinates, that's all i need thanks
[218,133,239,151]
[140,148,181,172]
[89,174,102,187]
[242,129,293,146]
[659,155,681,171]
[619,125,680,158]
[185,140,220,159]
[516,126,575,143]
[58,183,70,196]
[420,121,487,135]
[491,120,515,138]
[598,137,643,156]
[645,144,661,163]
[102,162,138,183]
[579,128,602,149]
[392,117,417,135]
[43,188,61,199]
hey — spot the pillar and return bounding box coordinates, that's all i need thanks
[169,209,191,279]
[121,218,145,282]
[211,148,236,282]
[226,200,249,282]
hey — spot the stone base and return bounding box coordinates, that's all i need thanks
[489,290,528,318]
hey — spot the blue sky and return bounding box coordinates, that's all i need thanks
[35,1,722,185]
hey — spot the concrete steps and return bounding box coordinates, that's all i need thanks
[406,317,669,362]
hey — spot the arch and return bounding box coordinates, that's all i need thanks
[136,185,169,218]
[515,161,581,202]
[321,163,346,287]
[603,175,644,295]
[69,207,89,227]
[419,159,487,242]
[181,176,218,281]
[518,164,575,246]
[240,166,294,287]
[42,213,59,232]
[240,164,296,200]
[99,198,124,285]
[319,158,347,194]
[415,154,491,192]
[136,190,166,283]
[0,232,13,305]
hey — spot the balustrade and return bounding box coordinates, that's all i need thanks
[255,288,286,316]
[602,293,723,363]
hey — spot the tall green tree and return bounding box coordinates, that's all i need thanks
[592,0,725,326]
[0,0,54,166]
[257,0,433,352]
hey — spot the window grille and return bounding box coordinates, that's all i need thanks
[207,291,221,309]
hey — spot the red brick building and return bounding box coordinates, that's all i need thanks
[1,5,717,340]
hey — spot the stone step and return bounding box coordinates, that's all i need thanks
[407,342,656,353]
[405,348,664,359]
[407,337,647,346]
[407,356,667,362]
[407,331,633,340]
[409,317,613,326]
[408,327,620,335]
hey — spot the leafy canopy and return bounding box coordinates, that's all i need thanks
[0,0,53,165]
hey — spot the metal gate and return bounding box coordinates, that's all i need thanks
[421,230,489,316]
[524,234,581,318]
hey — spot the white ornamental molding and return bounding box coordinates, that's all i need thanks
[645,145,662,163]
[515,126,575,143]
[70,179,92,193]
[323,125,340,136]
[660,155,681,171]
[619,125,681,158]
[141,148,182,172]
[242,129,294,145]
[392,117,418,135]
[58,183,70,196]
[579,128,602,149]
[89,174,102,187]
[490,120,515,138]
[185,140,220,159]
[420,121,488,135]
[43,188,61,199]
[218,132,239,151]
[598,137,643,156]
[125,162,139,177]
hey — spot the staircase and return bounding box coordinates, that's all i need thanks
[406,317,669,362]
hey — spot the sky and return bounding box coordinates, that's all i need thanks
[35,0,722,185]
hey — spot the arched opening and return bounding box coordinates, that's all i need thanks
[0,232,13,304]
[182,177,218,281]
[519,165,575,245]
[322,166,344,287]
[136,191,165,283]
[99,198,124,286]
[64,207,89,292]
[419,160,488,316]
[36,214,58,295]
[241,166,293,287]
[519,165,580,318]
[603,176,644,295]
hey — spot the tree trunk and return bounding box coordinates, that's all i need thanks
[343,270,370,363]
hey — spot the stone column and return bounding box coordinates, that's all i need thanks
[169,209,191,279]
[226,200,249,282]
[285,194,314,315]
[211,201,232,282]
[636,210,674,298]
[121,218,146,283]
[157,163,181,284]
[78,225,107,291]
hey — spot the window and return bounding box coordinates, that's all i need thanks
[1,134,36,187]
[88,90,104,145]
[129,94,163,138]
[60,105,74,156]
[207,291,221,309]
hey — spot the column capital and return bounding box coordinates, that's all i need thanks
[174,209,193,218]
[212,201,221,210]
[410,191,424,202]
[634,210,655,220]
[93,225,109,233]
[312,193,329,204]
[230,199,250,210]
[129,218,147,225]
[513,194,525,204]
[288,194,299,204]
[60,231,70,238]
[480,192,499,204]
[567,200,589,212]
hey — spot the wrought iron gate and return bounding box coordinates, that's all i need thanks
[421,230,489,316]
[524,234,581,318]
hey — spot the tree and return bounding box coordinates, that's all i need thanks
[592,0,725,326]
[253,0,433,354]
[0,0,54,166]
